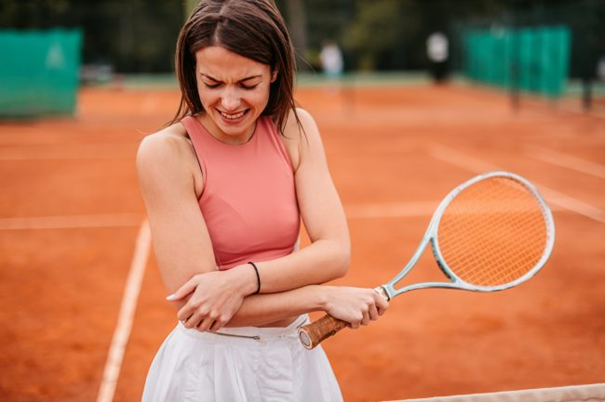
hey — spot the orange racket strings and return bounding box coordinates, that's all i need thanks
[438,177,548,287]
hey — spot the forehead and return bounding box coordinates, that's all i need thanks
[195,46,269,79]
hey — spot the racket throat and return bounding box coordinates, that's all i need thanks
[384,281,462,297]
[375,285,391,301]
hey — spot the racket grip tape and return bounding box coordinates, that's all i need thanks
[298,286,389,350]
[298,314,348,350]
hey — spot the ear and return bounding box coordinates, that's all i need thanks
[271,69,278,83]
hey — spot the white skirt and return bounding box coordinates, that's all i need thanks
[141,314,343,402]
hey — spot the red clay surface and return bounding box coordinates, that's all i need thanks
[1,84,604,402]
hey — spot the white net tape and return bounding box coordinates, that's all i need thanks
[388,383,605,402]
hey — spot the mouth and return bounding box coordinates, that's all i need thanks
[217,109,250,123]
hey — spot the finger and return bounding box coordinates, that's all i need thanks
[374,292,390,310]
[197,318,215,332]
[208,320,223,332]
[177,305,193,322]
[209,314,229,332]
[369,303,379,321]
[373,286,389,301]
[180,313,195,328]
[361,310,370,326]
[167,277,197,301]
[186,313,200,329]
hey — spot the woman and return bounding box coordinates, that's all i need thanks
[137,0,388,400]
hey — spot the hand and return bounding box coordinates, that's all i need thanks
[167,264,257,332]
[323,286,389,329]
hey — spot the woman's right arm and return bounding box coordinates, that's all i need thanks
[137,128,307,321]
[136,129,225,300]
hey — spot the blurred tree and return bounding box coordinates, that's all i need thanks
[344,0,423,70]
[185,0,199,19]
[341,0,511,71]
[299,0,353,71]
[283,0,308,69]
[0,0,183,73]
[344,0,406,70]
[1,0,600,75]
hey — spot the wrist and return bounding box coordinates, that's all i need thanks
[230,264,258,296]
[313,285,331,312]
[247,262,261,295]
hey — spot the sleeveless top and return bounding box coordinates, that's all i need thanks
[181,115,300,270]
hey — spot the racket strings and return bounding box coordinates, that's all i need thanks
[438,177,548,287]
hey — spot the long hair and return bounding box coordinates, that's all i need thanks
[169,0,301,135]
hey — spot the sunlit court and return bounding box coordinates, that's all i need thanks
[1,1,604,402]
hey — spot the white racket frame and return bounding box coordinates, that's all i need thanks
[379,171,555,301]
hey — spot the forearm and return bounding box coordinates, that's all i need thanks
[224,285,326,327]
[253,239,349,294]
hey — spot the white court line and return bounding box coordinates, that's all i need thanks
[345,198,564,220]
[526,146,605,179]
[0,151,132,161]
[430,144,605,224]
[346,202,438,219]
[96,220,151,402]
[0,214,142,230]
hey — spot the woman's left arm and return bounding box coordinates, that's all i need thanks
[241,107,351,291]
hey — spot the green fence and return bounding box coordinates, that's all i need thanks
[463,26,570,98]
[0,29,82,117]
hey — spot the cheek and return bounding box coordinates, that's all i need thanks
[250,86,272,108]
[196,86,213,106]
[250,92,269,107]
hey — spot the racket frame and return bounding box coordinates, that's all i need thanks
[380,171,555,301]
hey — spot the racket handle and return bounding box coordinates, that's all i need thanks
[298,287,389,350]
[298,314,348,350]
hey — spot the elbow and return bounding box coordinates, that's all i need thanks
[331,242,350,279]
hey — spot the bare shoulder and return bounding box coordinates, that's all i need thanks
[136,122,200,191]
[281,107,322,171]
[282,107,320,142]
[137,123,189,167]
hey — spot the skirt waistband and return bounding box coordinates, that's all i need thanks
[176,314,309,343]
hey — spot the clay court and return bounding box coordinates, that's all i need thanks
[0,81,604,402]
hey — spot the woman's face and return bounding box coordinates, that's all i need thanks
[195,46,276,145]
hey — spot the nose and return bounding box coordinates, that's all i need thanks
[221,88,241,111]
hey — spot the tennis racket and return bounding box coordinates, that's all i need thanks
[298,171,555,349]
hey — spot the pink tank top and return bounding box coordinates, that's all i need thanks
[182,115,300,270]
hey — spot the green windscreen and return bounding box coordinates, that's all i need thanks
[463,26,570,98]
[0,29,82,117]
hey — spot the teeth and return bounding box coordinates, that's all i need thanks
[220,110,246,120]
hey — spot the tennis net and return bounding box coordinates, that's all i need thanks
[390,383,605,402]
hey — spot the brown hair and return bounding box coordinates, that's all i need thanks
[170,0,301,135]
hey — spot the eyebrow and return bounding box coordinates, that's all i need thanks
[200,73,262,83]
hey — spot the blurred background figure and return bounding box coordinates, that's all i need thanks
[598,55,605,82]
[426,31,449,85]
[320,40,344,93]
[320,41,344,79]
